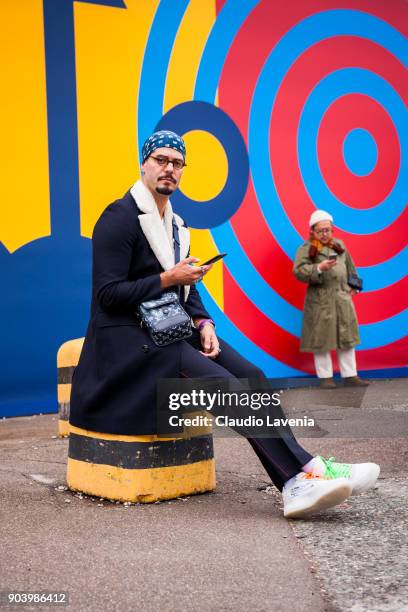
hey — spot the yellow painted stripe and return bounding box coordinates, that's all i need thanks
[176,410,213,437]
[0,0,50,252]
[67,456,216,502]
[74,0,159,238]
[190,228,224,311]
[58,384,72,404]
[58,420,70,438]
[57,338,84,367]
[69,424,160,443]
[164,0,216,113]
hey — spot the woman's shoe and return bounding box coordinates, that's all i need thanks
[319,377,336,389]
[343,376,369,387]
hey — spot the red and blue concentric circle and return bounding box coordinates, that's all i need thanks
[139,0,408,376]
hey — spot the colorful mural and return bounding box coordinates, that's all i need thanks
[1,0,407,417]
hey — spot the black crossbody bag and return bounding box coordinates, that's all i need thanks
[347,273,363,291]
[137,218,192,347]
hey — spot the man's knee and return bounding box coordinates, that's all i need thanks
[245,364,266,380]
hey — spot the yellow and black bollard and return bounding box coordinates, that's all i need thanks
[67,423,216,502]
[59,337,216,501]
[56,338,84,437]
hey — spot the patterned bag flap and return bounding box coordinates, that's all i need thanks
[140,291,178,310]
[153,313,189,331]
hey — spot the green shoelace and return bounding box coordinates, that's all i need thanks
[318,456,352,479]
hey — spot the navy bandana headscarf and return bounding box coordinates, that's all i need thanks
[141,130,186,163]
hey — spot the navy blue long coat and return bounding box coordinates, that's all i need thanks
[69,188,210,435]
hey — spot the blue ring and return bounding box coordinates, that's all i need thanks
[155,101,249,228]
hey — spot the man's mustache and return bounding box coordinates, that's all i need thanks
[158,175,177,184]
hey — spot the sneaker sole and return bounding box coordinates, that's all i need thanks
[284,482,352,519]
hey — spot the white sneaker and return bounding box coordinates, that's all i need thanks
[310,456,380,495]
[282,473,352,519]
[349,463,380,494]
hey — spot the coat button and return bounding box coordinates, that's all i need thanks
[142,344,149,353]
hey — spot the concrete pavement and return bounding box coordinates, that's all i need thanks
[0,379,407,611]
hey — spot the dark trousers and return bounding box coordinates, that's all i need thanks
[180,331,313,491]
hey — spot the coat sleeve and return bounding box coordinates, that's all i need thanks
[293,244,323,285]
[184,284,212,321]
[344,248,358,278]
[93,203,162,312]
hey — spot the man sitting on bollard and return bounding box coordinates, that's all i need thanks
[70,130,379,519]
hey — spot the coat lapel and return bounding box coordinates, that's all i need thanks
[130,180,191,301]
[130,180,174,271]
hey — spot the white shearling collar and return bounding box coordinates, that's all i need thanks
[130,180,190,300]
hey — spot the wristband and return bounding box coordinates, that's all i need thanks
[196,319,215,332]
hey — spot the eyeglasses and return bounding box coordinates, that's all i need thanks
[150,155,186,170]
[313,227,332,235]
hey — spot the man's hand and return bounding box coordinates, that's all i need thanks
[196,322,220,359]
[160,257,212,288]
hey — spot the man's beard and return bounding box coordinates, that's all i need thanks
[156,185,174,196]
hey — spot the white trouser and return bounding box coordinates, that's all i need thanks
[313,348,357,379]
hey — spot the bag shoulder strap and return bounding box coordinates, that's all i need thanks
[172,216,181,264]
[171,216,184,303]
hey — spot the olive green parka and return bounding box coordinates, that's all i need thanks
[293,239,360,352]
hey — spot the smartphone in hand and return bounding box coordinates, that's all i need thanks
[328,254,338,261]
[200,253,227,266]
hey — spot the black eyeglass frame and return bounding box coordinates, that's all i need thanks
[149,155,186,170]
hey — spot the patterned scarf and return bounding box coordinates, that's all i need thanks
[141,130,186,163]
[308,237,344,260]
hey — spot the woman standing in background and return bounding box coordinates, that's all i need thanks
[293,210,369,389]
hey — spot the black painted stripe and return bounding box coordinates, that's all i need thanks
[58,402,70,421]
[68,433,214,469]
[58,366,76,384]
